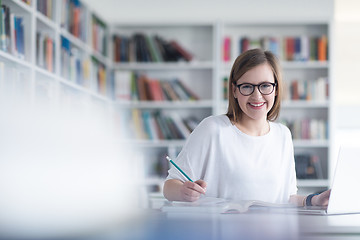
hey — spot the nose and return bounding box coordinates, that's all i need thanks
[251,86,262,97]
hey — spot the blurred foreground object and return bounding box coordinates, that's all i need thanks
[0,90,142,239]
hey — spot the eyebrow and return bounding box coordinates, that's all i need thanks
[236,81,275,85]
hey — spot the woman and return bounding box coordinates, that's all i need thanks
[163,48,330,207]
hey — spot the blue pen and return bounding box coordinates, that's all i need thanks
[166,156,193,182]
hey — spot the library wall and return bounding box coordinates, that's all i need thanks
[84,0,334,23]
[333,0,360,128]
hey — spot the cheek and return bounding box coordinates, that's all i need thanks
[236,96,248,108]
[267,95,276,106]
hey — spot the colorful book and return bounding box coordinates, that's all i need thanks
[223,36,231,61]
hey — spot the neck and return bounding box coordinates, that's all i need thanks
[234,117,270,136]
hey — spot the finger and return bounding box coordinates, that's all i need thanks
[183,190,202,201]
[184,181,206,194]
[318,190,331,206]
[183,185,202,197]
[195,179,207,190]
[181,186,202,202]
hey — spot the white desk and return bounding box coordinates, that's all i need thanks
[135,209,360,240]
[91,208,360,240]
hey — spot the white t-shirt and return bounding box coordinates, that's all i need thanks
[166,114,298,203]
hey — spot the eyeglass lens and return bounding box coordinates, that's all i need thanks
[238,83,275,96]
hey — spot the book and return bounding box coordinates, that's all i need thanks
[223,36,231,62]
[175,79,199,101]
[114,70,132,100]
[162,197,295,214]
[160,81,180,101]
[295,154,322,179]
[169,40,193,62]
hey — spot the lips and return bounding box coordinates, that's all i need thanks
[249,102,265,107]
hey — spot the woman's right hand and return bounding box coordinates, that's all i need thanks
[180,179,207,202]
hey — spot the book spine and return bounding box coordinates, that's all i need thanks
[318,35,327,61]
[0,6,6,51]
[161,81,180,101]
[154,112,171,140]
[46,36,53,72]
[176,78,199,101]
[112,33,194,63]
[132,109,146,139]
[170,79,189,101]
[170,40,193,61]
[114,70,132,100]
[142,110,153,140]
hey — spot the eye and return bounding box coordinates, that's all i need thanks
[260,83,272,89]
[240,84,253,90]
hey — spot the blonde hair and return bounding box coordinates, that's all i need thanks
[226,48,283,123]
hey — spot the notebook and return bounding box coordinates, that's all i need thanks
[161,197,295,214]
[297,146,360,215]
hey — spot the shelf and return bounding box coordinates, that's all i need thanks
[222,61,329,71]
[35,66,58,78]
[297,179,329,187]
[92,51,109,65]
[115,100,213,109]
[113,61,214,70]
[60,28,91,53]
[0,50,32,68]
[281,61,329,69]
[36,11,57,30]
[7,0,33,13]
[58,78,111,103]
[282,100,329,108]
[293,139,329,148]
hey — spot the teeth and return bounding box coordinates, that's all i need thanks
[250,103,264,107]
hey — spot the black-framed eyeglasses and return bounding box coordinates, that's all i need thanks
[235,82,277,96]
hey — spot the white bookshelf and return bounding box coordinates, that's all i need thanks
[109,23,217,194]
[0,0,112,103]
[0,1,333,197]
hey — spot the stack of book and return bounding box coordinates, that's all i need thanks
[91,57,107,96]
[37,0,54,19]
[295,154,323,179]
[223,35,328,62]
[60,36,91,87]
[281,118,328,140]
[121,110,200,140]
[114,71,199,101]
[91,14,107,56]
[284,77,328,101]
[61,0,88,42]
[36,32,55,73]
[113,34,193,62]
[0,4,25,59]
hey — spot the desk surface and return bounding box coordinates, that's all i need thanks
[106,208,360,240]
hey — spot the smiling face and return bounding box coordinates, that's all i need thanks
[233,63,276,124]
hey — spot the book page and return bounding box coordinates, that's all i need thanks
[223,200,296,214]
[161,197,229,213]
[171,197,228,207]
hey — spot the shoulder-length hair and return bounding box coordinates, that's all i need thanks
[226,48,283,123]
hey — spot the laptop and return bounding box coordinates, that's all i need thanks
[297,146,360,215]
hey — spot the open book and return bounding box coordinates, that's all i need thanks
[162,197,295,214]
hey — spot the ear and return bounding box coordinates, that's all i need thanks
[232,82,237,98]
